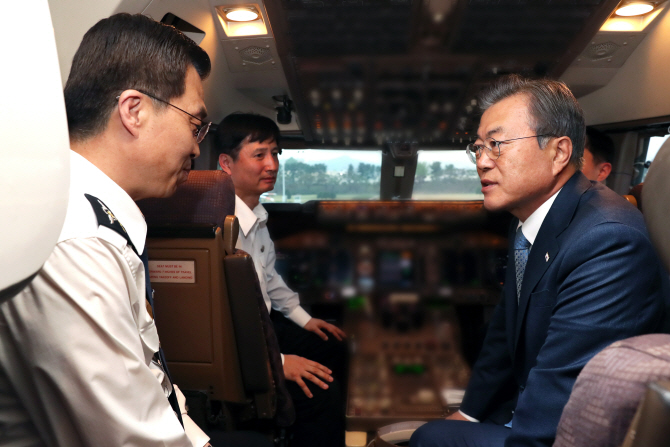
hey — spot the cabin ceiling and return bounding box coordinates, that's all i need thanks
[261,0,621,147]
[47,0,639,149]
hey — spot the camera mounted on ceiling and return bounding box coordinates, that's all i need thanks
[273,95,293,124]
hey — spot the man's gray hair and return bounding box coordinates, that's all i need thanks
[478,74,585,169]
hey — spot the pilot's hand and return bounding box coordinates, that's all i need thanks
[446,411,471,421]
[283,354,333,398]
[304,317,346,341]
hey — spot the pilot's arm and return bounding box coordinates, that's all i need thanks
[263,236,312,327]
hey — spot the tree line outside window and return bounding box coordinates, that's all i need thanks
[267,157,482,202]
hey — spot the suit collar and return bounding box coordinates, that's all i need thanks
[513,171,592,350]
[537,171,591,238]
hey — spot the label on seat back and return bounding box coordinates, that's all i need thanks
[149,261,196,283]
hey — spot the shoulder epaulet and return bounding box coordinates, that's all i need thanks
[84,193,139,256]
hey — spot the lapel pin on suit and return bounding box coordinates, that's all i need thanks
[545,252,550,262]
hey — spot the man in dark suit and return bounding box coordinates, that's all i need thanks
[581,127,614,183]
[410,75,668,447]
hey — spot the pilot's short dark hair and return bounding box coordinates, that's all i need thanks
[214,113,281,161]
[585,127,615,165]
[64,13,211,142]
[478,74,586,169]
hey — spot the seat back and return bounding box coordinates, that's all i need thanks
[138,170,245,402]
[222,218,295,426]
[622,381,670,447]
[139,170,235,229]
[144,225,246,403]
[554,334,670,447]
[138,171,293,425]
[643,137,670,274]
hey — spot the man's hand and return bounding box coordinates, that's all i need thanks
[446,411,471,421]
[303,318,346,341]
[283,354,333,398]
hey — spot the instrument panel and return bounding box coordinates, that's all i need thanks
[268,200,509,431]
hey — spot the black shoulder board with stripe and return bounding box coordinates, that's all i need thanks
[84,194,139,256]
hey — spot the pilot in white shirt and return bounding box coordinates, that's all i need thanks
[0,152,208,446]
[217,113,346,447]
[235,195,312,329]
[0,14,267,447]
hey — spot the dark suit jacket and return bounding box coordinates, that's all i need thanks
[459,171,668,447]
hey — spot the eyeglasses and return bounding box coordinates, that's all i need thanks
[121,90,211,143]
[466,134,553,164]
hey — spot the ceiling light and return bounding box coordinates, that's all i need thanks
[225,8,259,22]
[215,5,269,38]
[616,1,655,16]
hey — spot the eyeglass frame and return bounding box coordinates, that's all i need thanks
[115,89,212,143]
[466,134,554,164]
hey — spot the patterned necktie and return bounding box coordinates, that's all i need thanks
[514,227,532,301]
[139,250,184,427]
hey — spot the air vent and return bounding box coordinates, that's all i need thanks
[573,31,646,68]
[587,41,620,61]
[239,46,273,64]
[220,38,280,73]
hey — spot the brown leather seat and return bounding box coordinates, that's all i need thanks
[224,241,295,427]
[138,170,293,426]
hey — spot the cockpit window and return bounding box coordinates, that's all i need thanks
[267,149,382,203]
[413,150,483,200]
[265,149,484,203]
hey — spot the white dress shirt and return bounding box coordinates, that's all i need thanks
[459,188,561,423]
[516,189,561,245]
[235,196,312,328]
[0,151,207,447]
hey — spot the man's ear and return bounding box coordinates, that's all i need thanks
[219,153,234,175]
[552,136,573,175]
[597,162,612,183]
[116,90,146,138]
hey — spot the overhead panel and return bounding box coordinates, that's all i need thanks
[450,3,594,57]
[283,1,413,57]
[263,0,621,147]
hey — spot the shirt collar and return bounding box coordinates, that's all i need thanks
[70,151,148,254]
[235,195,268,237]
[517,188,562,245]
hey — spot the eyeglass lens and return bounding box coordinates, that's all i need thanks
[466,142,501,164]
[196,122,211,144]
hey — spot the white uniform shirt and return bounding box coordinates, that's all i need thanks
[235,196,311,328]
[0,152,207,447]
